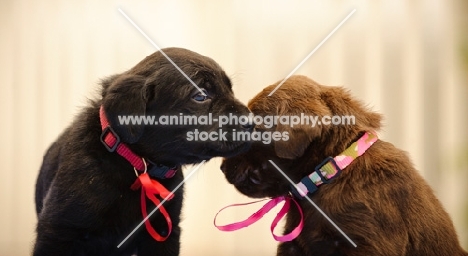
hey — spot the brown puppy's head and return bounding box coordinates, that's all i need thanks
[221,75,381,198]
[101,47,253,165]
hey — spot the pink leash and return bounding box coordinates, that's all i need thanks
[214,196,304,242]
[215,132,378,243]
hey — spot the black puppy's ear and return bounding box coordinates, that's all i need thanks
[102,74,148,143]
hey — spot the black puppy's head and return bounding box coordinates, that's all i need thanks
[101,47,253,165]
[221,75,382,198]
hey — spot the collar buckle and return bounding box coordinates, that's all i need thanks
[314,156,342,184]
[146,159,178,179]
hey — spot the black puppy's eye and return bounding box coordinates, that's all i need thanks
[192,89,209,102]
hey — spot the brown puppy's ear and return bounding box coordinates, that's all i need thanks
[274,123,322,159]
[271,98,331,160]
[101,74,148,144]
[356,109,382,132]
[320,86,383,132]
[248,76,330,160]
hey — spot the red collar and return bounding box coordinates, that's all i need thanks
[99,105,177,242]
[99,106,177,179]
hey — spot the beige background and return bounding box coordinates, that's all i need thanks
[1,0,467,255]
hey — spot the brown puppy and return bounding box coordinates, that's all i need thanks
[221,75,467,256]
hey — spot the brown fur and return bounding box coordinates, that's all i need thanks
[221,75,467,256]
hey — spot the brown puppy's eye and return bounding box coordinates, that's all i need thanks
[192,89,209,102]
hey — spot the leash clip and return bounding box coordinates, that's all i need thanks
[134,158,148,177]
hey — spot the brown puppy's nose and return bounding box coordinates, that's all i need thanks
[241,122,255,132]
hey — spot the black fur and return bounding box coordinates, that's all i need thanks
[34,48,252,256]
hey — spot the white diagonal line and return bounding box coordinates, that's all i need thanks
[117,160,206,248]
[118,7,206,96]
[268,9,356,97]
[268,160,357,247]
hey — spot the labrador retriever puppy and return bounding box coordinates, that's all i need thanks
[221,75,467,256]
[34,47,253,256]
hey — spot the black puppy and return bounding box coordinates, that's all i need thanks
[34,48,253,256]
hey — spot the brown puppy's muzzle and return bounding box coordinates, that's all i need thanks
[220,159,262,185]
[220,154,283,198]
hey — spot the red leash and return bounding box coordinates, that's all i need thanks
[99,106,174,242]
[130,172,173,241]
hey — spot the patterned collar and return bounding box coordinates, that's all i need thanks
[291,131,378,198]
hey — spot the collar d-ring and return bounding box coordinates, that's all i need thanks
[134,158,148,177]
